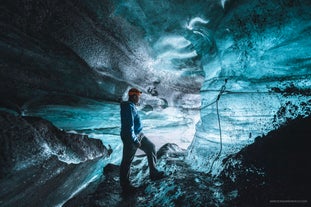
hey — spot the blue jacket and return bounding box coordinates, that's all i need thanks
[120,101,143,143]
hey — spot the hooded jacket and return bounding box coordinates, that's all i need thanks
[120,101,143,143]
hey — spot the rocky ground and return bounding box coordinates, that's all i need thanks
[1,111,310,207]
[64,144,228,207]
[219,116,311,207]
[64,117,311,207]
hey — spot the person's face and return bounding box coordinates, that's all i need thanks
[130,94,140,104]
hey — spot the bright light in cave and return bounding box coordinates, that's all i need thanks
[186,17,209,30]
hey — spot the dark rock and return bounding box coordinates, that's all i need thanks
[219,116,311,206]
[157,143,187,159]
[104,163,120,177]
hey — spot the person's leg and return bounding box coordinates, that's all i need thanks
[139,136,158,175]
[120,140,137,188]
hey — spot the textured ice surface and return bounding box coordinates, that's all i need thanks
[0,1,311,205]
[26,98,199,160]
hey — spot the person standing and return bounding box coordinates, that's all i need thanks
[119,88,165,193]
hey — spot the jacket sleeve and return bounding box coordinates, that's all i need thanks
[121,103,139,143]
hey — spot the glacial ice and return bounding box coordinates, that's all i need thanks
[0,0,311,205]
[0,0,309,175]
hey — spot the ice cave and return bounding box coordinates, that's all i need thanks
[0,0,310,206]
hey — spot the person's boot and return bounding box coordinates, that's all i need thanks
[150,171,166,181]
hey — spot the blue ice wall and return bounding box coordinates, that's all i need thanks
[0,0,310,175]
[112,0,311,173]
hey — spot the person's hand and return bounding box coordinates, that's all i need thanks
[134,141,141,148]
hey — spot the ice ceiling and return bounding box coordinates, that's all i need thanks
[1,0,311,173]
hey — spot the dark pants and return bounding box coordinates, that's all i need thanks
[120,135,157,187]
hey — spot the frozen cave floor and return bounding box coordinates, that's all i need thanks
[64,116,311,207]
[1,112,310,207]
[64,146,225,207]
